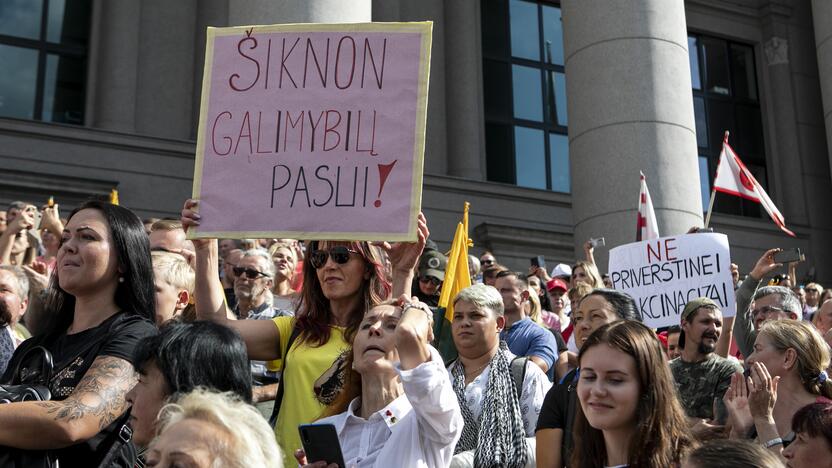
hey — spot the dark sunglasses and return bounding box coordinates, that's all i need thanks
[232,267,270,279]
[419,276,441,286]
[481,259,494,266]
[310,246,359,269]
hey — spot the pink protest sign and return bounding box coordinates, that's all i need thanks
[191,22,432,241]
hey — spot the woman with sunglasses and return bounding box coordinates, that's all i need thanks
[181,199,428,466]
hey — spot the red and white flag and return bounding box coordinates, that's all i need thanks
[713,135,795,237]
[636,172,659,241]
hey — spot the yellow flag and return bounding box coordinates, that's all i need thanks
[109,189,120,205]
[438,219,471,323]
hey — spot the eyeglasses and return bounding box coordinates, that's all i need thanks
[310,246,359,269]
[232,267,271,279]
[751,305,786,318]
[481,259,494,266]
[419,276,441,286]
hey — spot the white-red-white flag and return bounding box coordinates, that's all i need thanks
[636,172,659,241]
[713,136,795,237]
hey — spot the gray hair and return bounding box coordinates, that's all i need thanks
[6,201,27,212]
[0,265,29,301]
[754,285,802,318]
[467,255,481,276]
[241,249,276,278]
[155,389,283,468]
[453,284,504,317]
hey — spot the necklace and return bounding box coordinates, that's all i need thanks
[464,361,490,379]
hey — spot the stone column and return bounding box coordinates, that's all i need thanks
[562,0,703,268]
[758,4,808,224]
[811,0,832,182]
[444,0,486,180]
[399,0,448,175]
[227,0,370,25]
[134,0,197,139]
[91,0,140,132]
[191,0,229,140]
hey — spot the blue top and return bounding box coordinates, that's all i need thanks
[500,317,559,371]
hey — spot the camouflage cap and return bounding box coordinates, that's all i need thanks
[681,297,720,323]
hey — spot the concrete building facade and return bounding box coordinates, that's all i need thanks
[1,0,830,283]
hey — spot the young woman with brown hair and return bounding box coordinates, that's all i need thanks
[570,320,694,468]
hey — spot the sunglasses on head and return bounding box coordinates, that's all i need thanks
[310,246,359,269]
[232,267,270,279]
[419,276,441,286]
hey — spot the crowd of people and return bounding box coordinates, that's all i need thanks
[0,197,830,467]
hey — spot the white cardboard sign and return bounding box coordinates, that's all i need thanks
[608,233,735,329]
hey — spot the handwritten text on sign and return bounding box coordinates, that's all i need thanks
[191,23,432,240]
[607,233,735,329]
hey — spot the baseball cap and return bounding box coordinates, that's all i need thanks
[551,263,572,278]
[418,250,447,282]
[546,278,568,292]
[681,297,719,322]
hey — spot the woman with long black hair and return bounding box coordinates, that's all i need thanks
[0,200,157,466]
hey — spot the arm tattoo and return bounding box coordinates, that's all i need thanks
[34,356,137,430]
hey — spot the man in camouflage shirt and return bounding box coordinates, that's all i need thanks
[670,297,742,424]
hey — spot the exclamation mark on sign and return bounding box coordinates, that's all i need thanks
[374,160,398,207]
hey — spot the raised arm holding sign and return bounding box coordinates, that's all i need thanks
[190,22,432,241]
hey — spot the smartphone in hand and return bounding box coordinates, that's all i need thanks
[299,424,346,468]
[773,248,803,264]
[589,237,605,248]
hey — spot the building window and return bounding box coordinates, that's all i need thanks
[0,0,91,124]
[689,34,766,218]
[482,0,569,193]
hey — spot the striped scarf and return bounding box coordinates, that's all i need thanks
[451,341,528,468]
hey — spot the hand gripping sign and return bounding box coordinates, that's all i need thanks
[608,233,736,329]
[190,22,432,241]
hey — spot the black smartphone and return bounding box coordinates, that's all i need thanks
[773,248,804,264]
[298,424,346,468]
[530,255,546,271]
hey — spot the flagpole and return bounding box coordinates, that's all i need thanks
[704,131,729,229]
[703,186,717,228]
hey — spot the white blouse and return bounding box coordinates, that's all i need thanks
[317,346,463,468]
